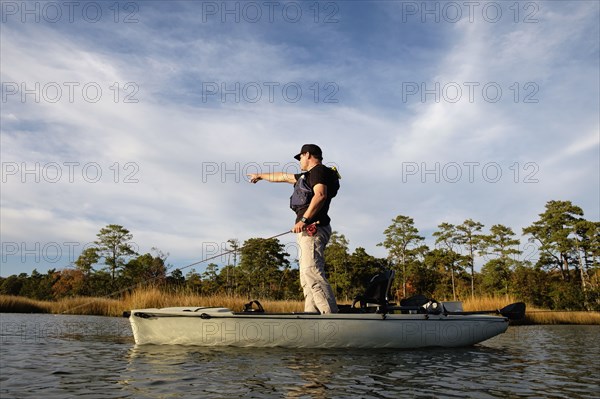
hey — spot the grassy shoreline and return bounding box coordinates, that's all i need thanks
[1,290,599,325]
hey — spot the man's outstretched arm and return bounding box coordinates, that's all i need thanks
[248,172,297,184]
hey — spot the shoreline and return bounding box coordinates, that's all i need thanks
[1,292,599,325]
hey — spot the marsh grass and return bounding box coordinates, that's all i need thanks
[462,295,520,312]
[121,287,304,314]
[0,289,304,317]
[462,295,600,325]
[0,295,51,314]
[522,308,600,325]
[1,292,598,324]
[54,297,124,316]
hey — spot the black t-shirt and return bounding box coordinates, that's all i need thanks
[293,164,334,226]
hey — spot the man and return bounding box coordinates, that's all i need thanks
[248,144,339,314]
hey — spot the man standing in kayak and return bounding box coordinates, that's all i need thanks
[248,144,339,314]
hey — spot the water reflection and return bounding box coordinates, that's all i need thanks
[122,344,531,398]
[2,315,599,398]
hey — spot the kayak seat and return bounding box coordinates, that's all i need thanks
[242,300,265,313]
[349,270,396,313]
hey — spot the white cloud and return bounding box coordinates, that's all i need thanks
[1,1,598,276]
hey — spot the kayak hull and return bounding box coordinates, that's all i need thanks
[129,307,509,348]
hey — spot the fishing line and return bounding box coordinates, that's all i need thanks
[175,229,293,273]
[60,229,294,314]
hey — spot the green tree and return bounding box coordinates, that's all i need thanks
[572,219,600,308]
[423,248,461,300]
[74,247,99,275]
[166,268,185,290]
[346,247,389,300]
[456,219,485,299]
[511,263,552,308]
[480,259,511,295]
[278,267,303,300]
[0,274,25,296]
[94,224,138,282]
[185,269,202,293]
[379,215,424,298]
[222,239,240,295]
[404,244,431,297]
[19,269,58,300]
[523,200,584,281]
[480,224,522,297]
[73,247,100,294]
[218,265,237,296]
[87,270,114,296]
[226,239,240,267]
[238,238,290,298]
[201,263,220,295]
[433,223,463,300]
[121,253,167,288]
[324,232,351,299]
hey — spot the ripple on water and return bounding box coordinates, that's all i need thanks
[1,315,599,398]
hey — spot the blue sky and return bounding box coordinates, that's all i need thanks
[1,0,599,277]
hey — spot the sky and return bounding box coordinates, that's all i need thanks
[1,0,599,277]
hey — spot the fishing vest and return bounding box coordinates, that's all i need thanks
[290,174,312,212]
[289,167,340,212]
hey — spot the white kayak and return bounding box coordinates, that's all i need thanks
[128,271,525,348]
[128,304,516,348]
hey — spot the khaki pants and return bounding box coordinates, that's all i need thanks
[297,224,338,314]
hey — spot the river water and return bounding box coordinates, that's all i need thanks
[0,313,598,398]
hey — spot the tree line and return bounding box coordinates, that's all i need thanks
[1,200,598,310]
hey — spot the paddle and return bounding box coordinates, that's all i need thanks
[443,302,526,320]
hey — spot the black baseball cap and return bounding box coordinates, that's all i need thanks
[294,144,322,160]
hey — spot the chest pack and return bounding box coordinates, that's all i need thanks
[289,167,340,212]
[290,174,312,212]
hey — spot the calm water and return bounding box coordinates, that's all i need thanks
[0,313,598,398]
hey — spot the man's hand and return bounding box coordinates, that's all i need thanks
[247,174,262,184]
[292,220,305,233]
[292,221,318,235]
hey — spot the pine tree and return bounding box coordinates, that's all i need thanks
[94,224,138,282]
[379,215,424,298]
